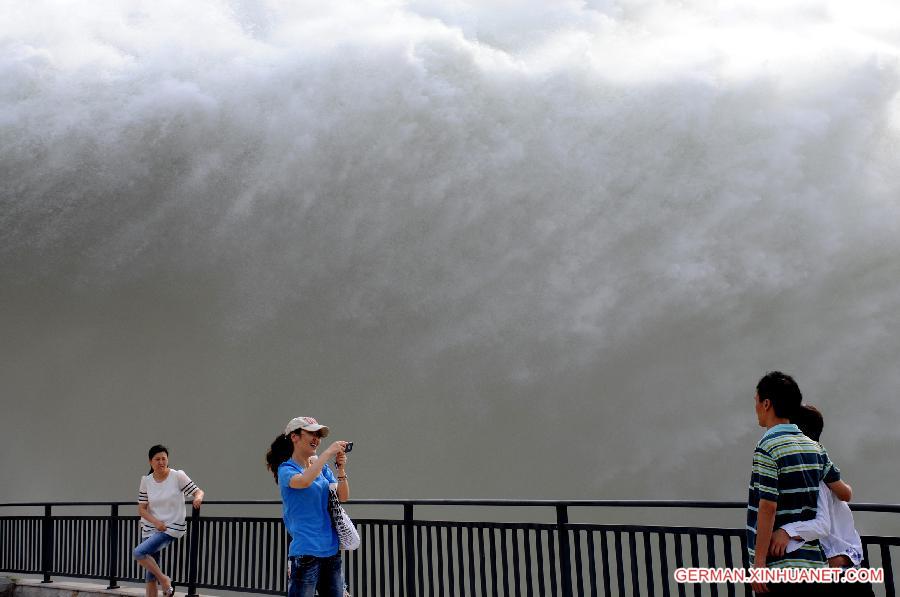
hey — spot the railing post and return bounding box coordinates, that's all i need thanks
[186,505,201,597]
[403,503,416,597]
[107,504,120,589]
[556,504,573,597]
[41,504,53,583]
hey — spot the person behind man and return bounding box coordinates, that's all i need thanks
[769,404,874,596]
[747,372,848,595]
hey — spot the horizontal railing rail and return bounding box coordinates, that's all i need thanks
[1,500,897,596]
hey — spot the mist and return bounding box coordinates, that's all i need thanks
[2,0,899,511]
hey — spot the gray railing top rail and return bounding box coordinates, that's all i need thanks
[2,498,899,512]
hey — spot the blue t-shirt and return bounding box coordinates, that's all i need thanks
[278,459,339,557]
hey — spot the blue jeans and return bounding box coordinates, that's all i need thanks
[288,553,343,597]
[134,531,176,582]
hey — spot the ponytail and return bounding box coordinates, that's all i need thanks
[265,434,294,483]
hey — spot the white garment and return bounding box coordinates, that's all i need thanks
[780,482,863,566]
[138,469,199,539]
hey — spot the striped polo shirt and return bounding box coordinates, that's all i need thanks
[746,423,841,568]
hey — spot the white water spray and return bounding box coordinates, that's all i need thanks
[2,0,899,504]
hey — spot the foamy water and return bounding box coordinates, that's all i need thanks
[2,0,899,505]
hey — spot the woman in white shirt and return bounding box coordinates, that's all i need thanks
[770,405,874,596]
[135,445,204,597]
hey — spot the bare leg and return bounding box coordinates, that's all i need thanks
[136,555,171,593]
[146,579,158,597]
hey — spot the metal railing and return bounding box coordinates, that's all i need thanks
[1,499,898,596]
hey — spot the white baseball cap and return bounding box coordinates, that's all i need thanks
[284,416,330,437]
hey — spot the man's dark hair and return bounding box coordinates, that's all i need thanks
[756,371,803,419]
[793,404,824,442]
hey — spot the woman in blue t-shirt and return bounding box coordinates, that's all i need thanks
[266,416,351,597]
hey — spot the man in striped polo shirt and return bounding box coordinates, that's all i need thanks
[747,371,846,595]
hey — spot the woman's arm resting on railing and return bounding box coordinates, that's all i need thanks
[191,489,205,509]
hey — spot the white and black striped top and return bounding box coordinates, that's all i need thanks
[138,469,200,539]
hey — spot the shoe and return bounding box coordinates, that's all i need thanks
[163,586,175,597]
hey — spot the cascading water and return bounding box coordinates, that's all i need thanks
[2,0,899,505]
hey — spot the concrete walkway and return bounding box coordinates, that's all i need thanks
[5,579,218,597]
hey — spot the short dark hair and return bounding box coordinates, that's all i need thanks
[756,371,802,419]
[793,404,824,441]
[148,444,168,460]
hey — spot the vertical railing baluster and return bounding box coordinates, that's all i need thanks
[435,525,445,597]
[478,527,488,597]
[500,527,510,597]
[341,528,350,594]
[644,531,655,597]
[557,505,573,597]
[204,515,213,589]
[448,524,459,597]
[12,519,18,574]
[512,527,522,597]
[25,518,30,574]
[707,535,719,597]
[674,533,687,597]
[395,521,403,597]
[882,544,895,597]
[467,525,477,597]
[186,505,201,597]
[573,528,584,597]
[523,527,535,597]
[613,531,625,597]
[352,525,360,597]
[388,523,397,594]
[107,504,119,589]
[489,526,499,597]
[217,521,226,590]
[723,534,735,597]
[227,518,236,589]
[41,504,53,583]
[629,532,639,597]
[1,517,6,571]
[600,529,611,597]
[13,518,18,570]
[403,503,416,597]
[368,523,376,595]
[537,527,547,597]
[362,522,369,596]
[87,518,94,576]
[379,524,387,597]
[658,533,671,597]
[251,519,259,590]
[586,530,598,597]
[689,532,700,597]
[549,526,559,597]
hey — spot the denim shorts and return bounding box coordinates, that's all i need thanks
[288,552,343,597]
[134,531,176,582]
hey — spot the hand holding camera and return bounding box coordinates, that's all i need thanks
[331,441,353,469]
